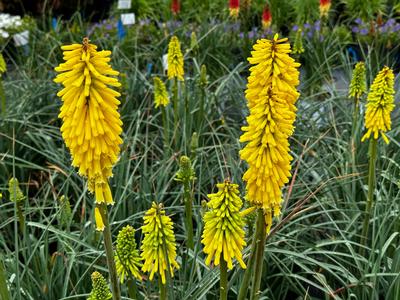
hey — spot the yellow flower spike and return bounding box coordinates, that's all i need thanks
[54,38,123,231]
[202,180,247,270]
[361,66,395,144]
[141,202,179,284]
[349,62,367,99]
[115,225,142,283]
[153,77,170,108]
[167,36,184,81]
[0,53,6,75]
[239,34,300,232]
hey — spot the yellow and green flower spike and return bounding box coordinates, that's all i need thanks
[87,271,112,300]
[202,180,247,269]
[115,225,142,283]
[8,178,25,203]
[54,38,123,231]
[349,62,367,99]
[239,34,300,232]
[0,53,6,75]
[141,202,179,284]
[153,77,170,108]
[167,36,184,81]
[292,29,305,54]
[361,66,395,144]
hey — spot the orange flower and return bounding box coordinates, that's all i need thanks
[319,0,331,18]
[262,4,272,29]
[229,0,240,18]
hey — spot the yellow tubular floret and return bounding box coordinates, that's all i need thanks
[361,66,395,144]
[54,38,123,231]
[239,34,300,232]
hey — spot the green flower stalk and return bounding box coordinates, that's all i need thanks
[175,156,196,249]
[115,225,142,283]
[292,29,305,54]
[154,77,170,149]
[88,272,112,300]
[141,202,179,300]
[348,62,366,200]
[8,178,25,233]
[202,180,246,300]
[360,66,395,252]
[197,64,208,131]
[0,52,6,115]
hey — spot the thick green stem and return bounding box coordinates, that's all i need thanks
[173,78,178,133]
[17,202,25,234]
[161,106,169,150]
[159,277,167,300]
[237,215,259,300]
[183,180,194,250]
[98,204,121,300]
[127,278,138,299]
[0,254,11,300]
[0,79,5,116]
[250,210,267,300]
[351,97,360,201]
[219,259,228,300]
[360,138,378,254]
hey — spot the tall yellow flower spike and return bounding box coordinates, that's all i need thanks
[141,202,179,284]
[153,77,170,108]
[202,180,246,269]
[361,66,395,144]
[239,34,300,232]
[167,36,184,81]
[54,38,123,230]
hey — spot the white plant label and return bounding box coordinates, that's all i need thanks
[162,54,168,72]
[118,0,131,9]
[13,30,29,46]
[121,13,135,25]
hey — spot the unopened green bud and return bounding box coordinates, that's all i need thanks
[199,64,208,88]
[175,156,196,183]
[88,272,112,300]
[190,31,199,53]
[58,195,72,227]
[8,178,25,203]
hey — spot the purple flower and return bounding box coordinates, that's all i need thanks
[292,25,299,32]
[307,31,313,38]
[355,18,362,25]
[248,31,255,39]
[304,23,311,30]
[106,24,113,30]
[352,26,359,33]
[314,20,321,30]
[394,24,400,32]
[239,32,245,39]
[360,28,368,35]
